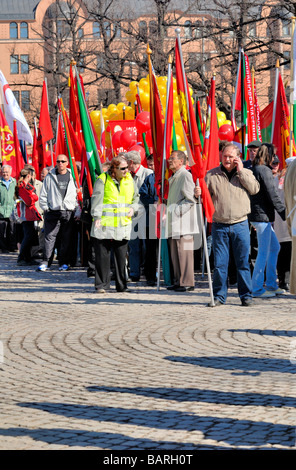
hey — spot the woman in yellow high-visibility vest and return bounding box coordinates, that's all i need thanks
[91,156,139,293]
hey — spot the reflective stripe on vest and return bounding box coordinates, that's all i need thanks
[99,172,134,227]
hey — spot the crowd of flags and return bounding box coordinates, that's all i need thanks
[1,32,296,224]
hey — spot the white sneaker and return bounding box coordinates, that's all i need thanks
[272,287,286,295]
[38,263,48,272]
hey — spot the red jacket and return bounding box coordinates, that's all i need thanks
[17,181,42,222]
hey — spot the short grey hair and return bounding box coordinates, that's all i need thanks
[1,164,12,173]
[222,142,241,157]
[125,150,141,164]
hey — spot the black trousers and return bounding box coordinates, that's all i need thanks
[18,221,38,262]
[43,210,74,266]
[144,226,158,282]
[93,238,128,292]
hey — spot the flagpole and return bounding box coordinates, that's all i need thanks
[156,54,172,291]
[44,77,54,167]
[271,60,280,143]
[240,48,245,160]
[175,28,214,306]
[290,17,296,159]
[175,28,194,150]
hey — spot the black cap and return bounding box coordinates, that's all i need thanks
[272,155,280,164]
[247,140,261,148]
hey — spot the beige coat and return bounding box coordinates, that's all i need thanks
[166,166,199,238]
[284,159,296,294]
[205,166,260,224]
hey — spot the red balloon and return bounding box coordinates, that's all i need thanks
[112,130,123,150]
[120,129,137,150]
[136,111,150,134]
[218,124,234,142]
[128,144,146,165]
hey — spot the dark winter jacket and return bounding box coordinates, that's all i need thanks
[250,164,285,223]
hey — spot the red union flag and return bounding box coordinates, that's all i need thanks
[0,108,17,177]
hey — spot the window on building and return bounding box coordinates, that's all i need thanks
[20,54,29,74]
[20,22,28,39]
[194,21,203,38]
[149,21,158,36]
[184,20,192,39]
[139,21,148,39]
[283,50,290,70]
[21,90,30,110]
[282,19,291,37]
[93,21,101,38]
[13,90,20,105]
[10,22,18,39]
[97,54,105,70]
[103,21,111,38]
[10,55,19,74]
[78,28,84,38]
[249,23,256,37]
[114,21,121,38]
[57,19,70,38]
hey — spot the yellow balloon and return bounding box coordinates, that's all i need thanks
[218,116,225,127]
[139,78,149,89]
[125,106,135,120]
[90,110,100,124]
[116,102,126,111]
[108,112,119,121]
[141,92,150,110]
[179,144,186,152]
[217,111,226,122]
[125,90,135,103]
[108,103,118,114]
[224,120,232,125]
[158,85,167,96]
[129,81,139,92]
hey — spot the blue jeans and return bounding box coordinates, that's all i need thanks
[251,222,280,296]
[212,220,252,303]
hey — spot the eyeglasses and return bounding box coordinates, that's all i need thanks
[57,160,67,164]
[118,166,128,171]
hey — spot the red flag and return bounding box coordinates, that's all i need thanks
[202,76,219,172]
[69,63,83,142]
[272,71,296,166]
[175,38,215,222]
[31,124,39,180]
[148,53,165,200]
[13,120,25,180]
[0,108,17,177]
[37,80,53,170]
[55,113,67,158]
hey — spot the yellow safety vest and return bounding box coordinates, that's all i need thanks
[98,172,135,227]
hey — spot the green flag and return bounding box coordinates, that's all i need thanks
[76,73,101,182]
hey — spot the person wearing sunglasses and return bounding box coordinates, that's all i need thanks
[90,155,139,293]
[38,155,78,272]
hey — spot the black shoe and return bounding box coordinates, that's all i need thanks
[167,285,178,290]
[117,288,131,292]
[174,286,195,292]
[241,298,253,307]
[207,299,223,307]
[146,280,156,286]
[130,276,140,282]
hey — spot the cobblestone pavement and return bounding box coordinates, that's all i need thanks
[0,252,295,451]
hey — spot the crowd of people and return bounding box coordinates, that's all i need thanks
[1,141,296,306]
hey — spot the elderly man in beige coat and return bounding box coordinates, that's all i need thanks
[166,150,200,292]
[284,157,296,294]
